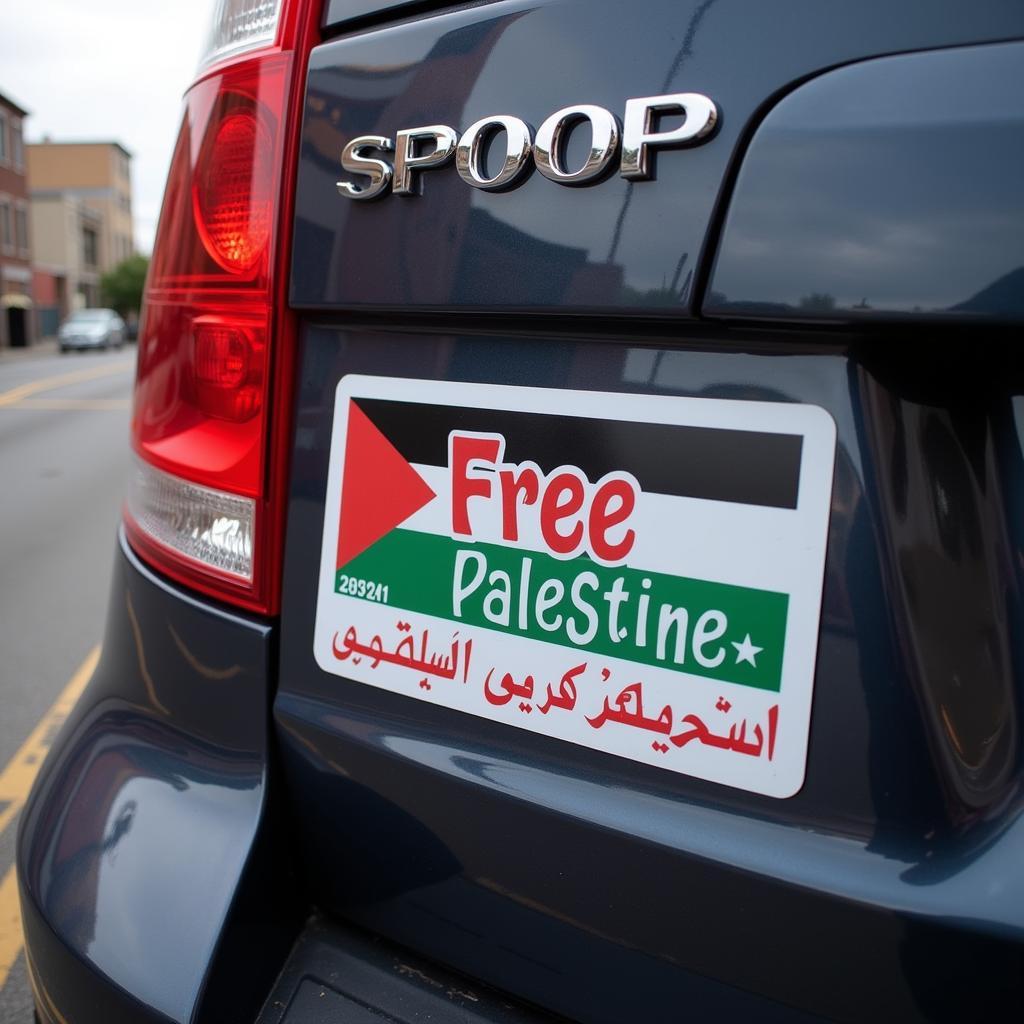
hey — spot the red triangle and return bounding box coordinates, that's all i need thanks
[336,400,437,568]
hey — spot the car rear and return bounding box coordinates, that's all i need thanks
[17,1,1024,1022]
[58,310,123,351]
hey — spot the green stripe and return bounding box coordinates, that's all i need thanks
[336,529,788,692]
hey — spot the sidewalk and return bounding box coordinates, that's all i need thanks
[0,337,59,362]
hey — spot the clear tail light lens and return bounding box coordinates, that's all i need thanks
[201,0,283,70]
[129,457,255,581]
[125,0,314,613]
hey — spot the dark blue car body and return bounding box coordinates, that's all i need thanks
[17,1,1024,1021]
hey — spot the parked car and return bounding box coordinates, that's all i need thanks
[57,308,126,352]
[17,1,1024,1022]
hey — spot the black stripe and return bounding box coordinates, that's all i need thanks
[354,398,803,509]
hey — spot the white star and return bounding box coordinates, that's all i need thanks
[731,634,763,667]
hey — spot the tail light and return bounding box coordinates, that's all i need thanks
[125,0,317,613]
[193,110,275,273]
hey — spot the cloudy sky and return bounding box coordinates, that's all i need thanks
[2,0,214,253]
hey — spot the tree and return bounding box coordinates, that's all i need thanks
[100,254,149,316]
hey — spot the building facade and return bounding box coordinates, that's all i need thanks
[0,90,33,349]
[26,140,134,332]
[30,194,103,332]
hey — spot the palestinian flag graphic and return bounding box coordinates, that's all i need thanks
[315,376,836,799]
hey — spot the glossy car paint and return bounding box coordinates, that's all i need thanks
[275,326,1024,1023]
[16,0,1024,1021]
[322,0,447,29]
[705,41,1024,323]
[17,534,290,1024]
[291,0,1024,315]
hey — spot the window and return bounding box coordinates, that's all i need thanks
[0,199,11,251]
[0,112,7,163]
[15,203,28,254]
[83,226,99,267]
[12,120,23,170]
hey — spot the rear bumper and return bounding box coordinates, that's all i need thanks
[17,507,1024,1023]
[16,530,280,1024]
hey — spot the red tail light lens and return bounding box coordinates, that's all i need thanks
[194,109,274,273]
[125,0,315,613]
[194,318,252,391]
[192,316,265,421]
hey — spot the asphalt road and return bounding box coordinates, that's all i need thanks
[0,345,135,1022]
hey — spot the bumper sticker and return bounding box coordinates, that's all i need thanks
[314,376,836,797]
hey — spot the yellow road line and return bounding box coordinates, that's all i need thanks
[0,646,99,840]
[0,646,99,991]
[0,864,21,990]
[3,398,131,411]
[0,362,133,408]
